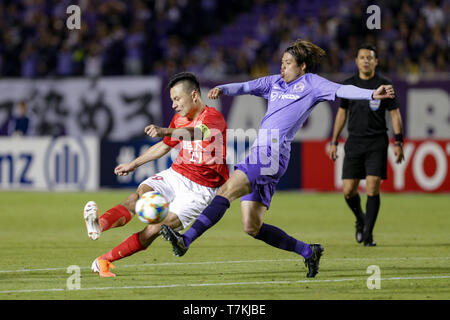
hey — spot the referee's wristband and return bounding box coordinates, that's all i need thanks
[394,133,403,147]
[330,141,339,146]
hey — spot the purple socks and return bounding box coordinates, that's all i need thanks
[182,196,312,259]
[182,195,230,247]
[254,223,312,259]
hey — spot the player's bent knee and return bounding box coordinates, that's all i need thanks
[139,224,161,247]
[216,184,234,201]
[121,192,139,215]
[242,223,261,237]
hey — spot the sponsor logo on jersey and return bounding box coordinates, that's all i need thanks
[293,82,305,92]
[270,92,301,101]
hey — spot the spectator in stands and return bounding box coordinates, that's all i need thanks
[10,101,30,136]
[421,0,445,29]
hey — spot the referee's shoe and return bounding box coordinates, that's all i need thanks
[364,235,377,247]
[363,228,377,246]
[356,219,364,243]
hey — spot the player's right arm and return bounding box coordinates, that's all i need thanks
[208,75,276,100]
[208,83,250,99]
[114,140,171,176]
[329,107,347,161]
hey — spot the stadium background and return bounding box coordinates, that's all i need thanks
[0,0,449,193]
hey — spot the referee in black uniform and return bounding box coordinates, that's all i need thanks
[329,44,405,246]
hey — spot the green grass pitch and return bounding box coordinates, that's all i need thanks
[0,191,449,300]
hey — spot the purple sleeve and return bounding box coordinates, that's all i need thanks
[336,85,375,100]
[219,75,276,99]
[218,82,251,96]
[312,74,342,102]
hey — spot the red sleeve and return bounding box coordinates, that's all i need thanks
[162,116,180,148]
[200,109,226,136]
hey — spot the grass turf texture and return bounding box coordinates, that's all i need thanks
[0,191,449,300]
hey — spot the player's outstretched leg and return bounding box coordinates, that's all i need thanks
[84,201,101,240]
[304,244,324,278]
[161,195,232,256]
[160,224,187,257]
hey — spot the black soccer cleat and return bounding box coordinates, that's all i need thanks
[363,234,377,247]
[304,244,324,278]
[160,224,188,257]
[355,219,365,243]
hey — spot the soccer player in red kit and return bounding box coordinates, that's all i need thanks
[83,72,228,277]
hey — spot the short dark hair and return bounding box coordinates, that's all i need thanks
[357,44,377,58]
[167,72,201,95]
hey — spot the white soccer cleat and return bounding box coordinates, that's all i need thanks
[91,258,100,273]
[84,201,101,240]
[91,258,116,277]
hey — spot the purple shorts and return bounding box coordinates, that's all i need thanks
[235,146,289,209]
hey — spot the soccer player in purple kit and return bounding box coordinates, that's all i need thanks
[161,39,396,278]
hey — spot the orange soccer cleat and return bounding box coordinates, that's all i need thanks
[91,258,116,278]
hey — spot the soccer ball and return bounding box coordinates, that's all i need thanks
[135,191,169,224]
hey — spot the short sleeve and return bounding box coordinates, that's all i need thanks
[162,116,180,148]
[382,78,400,111]
[312,74,342,103]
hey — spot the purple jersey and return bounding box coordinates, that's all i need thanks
[244,73,341,155]
[218,74,374,208]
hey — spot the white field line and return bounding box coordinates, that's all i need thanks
[1,275,450,294]
[0,256,449,274]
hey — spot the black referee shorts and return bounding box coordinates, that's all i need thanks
[342,134,389,180]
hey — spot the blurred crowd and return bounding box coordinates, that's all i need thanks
[0,0,250,78]
[0,0,448,80]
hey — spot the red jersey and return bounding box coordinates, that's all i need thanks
[163,106,229,188]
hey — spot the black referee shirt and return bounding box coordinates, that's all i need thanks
[340,73,399,137]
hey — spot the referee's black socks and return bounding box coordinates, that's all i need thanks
[364,194,380,237]
[345,194,365,223]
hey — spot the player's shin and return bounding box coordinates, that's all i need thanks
[182,195,230,247]
[254,223,312,258]
[99,205,133,232]
[99,232,146,262]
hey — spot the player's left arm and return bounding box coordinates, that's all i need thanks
[335,84,395,100]
[314,75,394,102]
[389,108,405,164]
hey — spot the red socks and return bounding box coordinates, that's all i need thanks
[99,232,145,262]
[99,205,132,232]
[97,205,144,263]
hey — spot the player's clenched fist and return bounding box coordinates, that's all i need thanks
[208,87,223,99]
[145,124,165,137]
[114,162,137,176]
[373,85,395,99]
